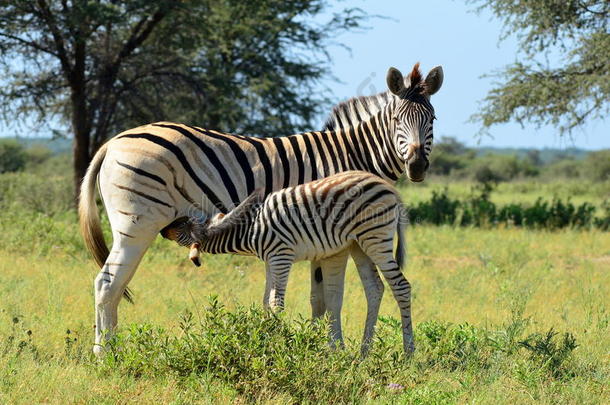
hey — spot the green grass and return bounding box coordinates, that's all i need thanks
[401,177,609,207]
[1,209,609,403]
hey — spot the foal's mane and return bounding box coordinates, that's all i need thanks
[202,188,264,238]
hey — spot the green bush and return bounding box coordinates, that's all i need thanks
[0,139,27,173]
[0,172,73,216]
[407,186,608,230]
[583,150,610,182]
[459,154,539,183]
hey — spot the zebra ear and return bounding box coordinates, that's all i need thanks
[424,66,443,95]
[386,67,406,95]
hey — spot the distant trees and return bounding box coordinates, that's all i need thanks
[469,0,609,135]
[0,140,26,173]
[584,150,610,182]
[0,0,367,198]
[428,137,607,183]
[0,139,53,173]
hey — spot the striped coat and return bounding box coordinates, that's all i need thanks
[169,171,414,353]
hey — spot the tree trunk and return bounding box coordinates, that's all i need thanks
[71,82,91,206]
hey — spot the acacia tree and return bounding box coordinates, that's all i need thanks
[469,0,609,135]
[0,0,365,198]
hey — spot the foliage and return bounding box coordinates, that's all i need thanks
[428,136,475,176]
[0,171,74,216]
[407,184,608,230]
[583,149,610,182]
[519,329,578,379]
[468,0,609,134]
[0,0,368,194]
[0,139,26,173]
[88,299,589,403]
[428,137,609,184]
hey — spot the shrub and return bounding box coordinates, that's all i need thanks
[100,298,372,403]
[408,186,606,230]
[519,329,578,378]
[0,139,27,173]
[583,150,610,182]
[0,172,73,215]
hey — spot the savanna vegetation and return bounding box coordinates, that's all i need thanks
[1,0,609,403]
[0,140,608,403]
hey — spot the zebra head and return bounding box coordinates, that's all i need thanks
[387,63,443,182]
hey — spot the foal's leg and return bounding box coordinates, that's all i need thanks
[360,238,414,354]
[266,256,295,311]
[310,260,325,318]
[319,250,350,347]
[350,244,385,356]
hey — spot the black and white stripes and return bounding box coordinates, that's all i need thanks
[171,171,414,353]
[79,63,443,355]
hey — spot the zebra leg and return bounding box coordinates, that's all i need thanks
[267,259,293,311]
[93,231,155,356]
[319,250,349,348]
[350,244,385,356]
[361,243,414,354]
[263,262,272,310]
[310,260,326,318]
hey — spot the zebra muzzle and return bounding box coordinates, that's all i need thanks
[189,243,201,267]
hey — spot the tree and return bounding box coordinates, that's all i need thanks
[0,0,366,199]
[0,139,26,173]
[469,1,609,135]
[429,137,475,176]
[583,150,610,182]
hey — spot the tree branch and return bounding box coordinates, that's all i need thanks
[113,5,175,70]
[35,0,73,76]
[0,32,59,57]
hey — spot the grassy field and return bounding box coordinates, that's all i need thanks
[1,207,609,403]
[400,178,609,207]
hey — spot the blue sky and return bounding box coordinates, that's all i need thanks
[318,0,609,150]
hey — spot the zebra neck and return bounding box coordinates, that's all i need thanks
[337,103,404,182]
[199,219,256,255]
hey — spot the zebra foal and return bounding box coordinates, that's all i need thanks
[166,171,414,353]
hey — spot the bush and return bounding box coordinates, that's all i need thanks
[408,186,607,230]
[0,139,27,173]
[100,298,375,403]
[88,299,588,403]
[24,144,53,169]
[460,154,539,183]
[0,172,73,216]
[583,150,610,182]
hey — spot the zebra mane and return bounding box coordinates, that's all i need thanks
[199,188,264,238]
[323,91,394,131]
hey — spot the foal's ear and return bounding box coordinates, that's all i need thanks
[386,67,406,95]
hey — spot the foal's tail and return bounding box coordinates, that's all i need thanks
[395,203,407,270]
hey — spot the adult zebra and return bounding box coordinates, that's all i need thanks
[79,63,443,355]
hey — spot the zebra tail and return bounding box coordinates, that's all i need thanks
[395,204,407,270]
[78,142,134,304]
